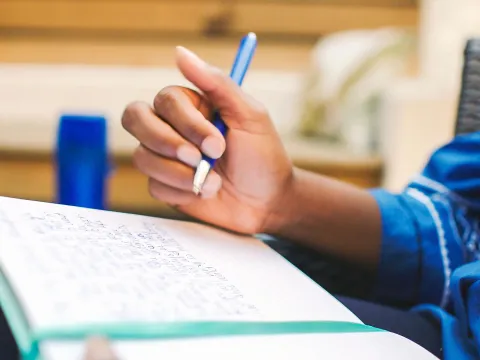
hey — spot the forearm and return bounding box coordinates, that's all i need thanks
[265,167,382,271]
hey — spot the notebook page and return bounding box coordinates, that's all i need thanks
[0,196,359,332]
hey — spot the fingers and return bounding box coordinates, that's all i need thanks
[153,86,225,159]
[123,93,224,198]
[122,100,201,163]
[175,46,245,114]
[174,46,272,134]
[133,145,222,199]
[122,87,226,165]
[148,178,218,205]
[148,178,197,205]
[83,337,118,360]
[133,145,196,191]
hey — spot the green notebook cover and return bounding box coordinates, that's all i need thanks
[0,266,382,360]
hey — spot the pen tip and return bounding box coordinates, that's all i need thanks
[193,160,211,196]
[193,184,201,196]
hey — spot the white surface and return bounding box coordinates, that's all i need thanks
[0,64,305,153]
[376,0,480,191]
[0,196,438,359]
[378,78,457,192]
[304,28,412,152]
[419,0,480,93]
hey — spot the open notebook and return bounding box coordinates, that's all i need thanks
[0,196,438,359]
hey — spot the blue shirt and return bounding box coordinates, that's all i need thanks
[370,131,480,359]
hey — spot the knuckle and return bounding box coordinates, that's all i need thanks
[122,101,145,131]
[154,86,181,116]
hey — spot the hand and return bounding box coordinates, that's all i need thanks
[122,46,294,234]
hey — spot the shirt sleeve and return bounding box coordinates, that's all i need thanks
[370,131,480,309]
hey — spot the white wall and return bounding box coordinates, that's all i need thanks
[378,0,480,191]
[379,79,457,192]
[0,64,304,154]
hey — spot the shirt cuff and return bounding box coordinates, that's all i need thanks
[369,188,422,307]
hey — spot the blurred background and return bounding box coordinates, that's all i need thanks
[0,0,476,218]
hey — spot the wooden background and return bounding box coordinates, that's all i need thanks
[0,1,417,38]
[0,0,418,68]
[0,0,416,216]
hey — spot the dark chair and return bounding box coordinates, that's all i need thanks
[455,39,480,135]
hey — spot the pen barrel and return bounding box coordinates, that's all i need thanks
[202,112,228,167]
[212,112,228,137]
[55,114,109,210]
[198,33,257,172]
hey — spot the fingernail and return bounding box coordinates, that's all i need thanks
[201,174,222,198]
[201,136,225,159]
[84,337,118,360]
[176,46,207,70]
[177,144,201,167]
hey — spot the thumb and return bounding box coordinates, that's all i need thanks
[175,46,272,133]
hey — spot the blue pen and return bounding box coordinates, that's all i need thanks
[193,32,257,194]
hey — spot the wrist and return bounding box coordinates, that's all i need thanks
[261,167,304,236]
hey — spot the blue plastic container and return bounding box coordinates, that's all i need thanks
[55,114,109,210]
